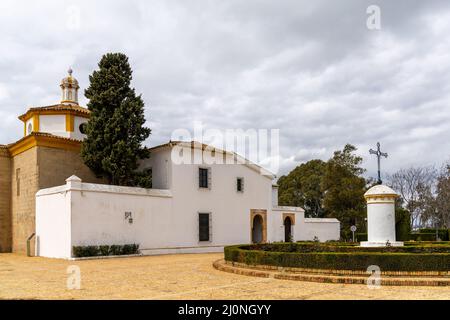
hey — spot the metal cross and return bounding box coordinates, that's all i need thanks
[369,142,388,185]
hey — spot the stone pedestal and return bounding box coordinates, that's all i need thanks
[360,185,404,248]
[360,241,404,247]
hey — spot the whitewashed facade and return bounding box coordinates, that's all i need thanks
[35,141,340,259]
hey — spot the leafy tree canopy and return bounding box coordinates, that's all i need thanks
[278,144,368,239]
[277,159,326,218]
[81,53,151,187]
[321,144,367,233]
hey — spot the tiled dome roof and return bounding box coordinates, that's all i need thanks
[364,185,398,198]
[60,68,79,88]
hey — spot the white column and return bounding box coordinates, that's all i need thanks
[360,185,404,247]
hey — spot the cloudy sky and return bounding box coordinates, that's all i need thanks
[0,0,449,178]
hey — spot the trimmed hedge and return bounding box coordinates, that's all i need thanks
[355,233,367,242]
[224,242,450,271]
[396,208,411,241]
[416,229,450,241]
[280,241,450,253]
[72,244,140,258]
[409,233,437,242]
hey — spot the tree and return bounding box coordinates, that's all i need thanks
[395,205,411,241]
[81,53,151,187]
[321,144,367,238]
[388,166,437,229]
[416,182,438,228]
[277,160,326,217]
[435,164,450,228]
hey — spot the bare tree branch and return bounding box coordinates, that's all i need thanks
[387,166,438,229]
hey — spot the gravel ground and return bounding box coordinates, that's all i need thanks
[0,253,448,300]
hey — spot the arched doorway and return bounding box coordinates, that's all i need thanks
[284,216,292,242]
[252,215,263,243]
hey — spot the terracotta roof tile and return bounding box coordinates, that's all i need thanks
[7,132,82,148]
[19,104,90,120]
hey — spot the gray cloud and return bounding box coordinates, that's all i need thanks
[0,0,449,180]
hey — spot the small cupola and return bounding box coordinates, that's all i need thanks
[60,68,79,106]
[18,68,90,140]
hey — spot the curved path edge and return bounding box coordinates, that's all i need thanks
[213,260,450,287]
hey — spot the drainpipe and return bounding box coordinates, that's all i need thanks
[27,233,36,257]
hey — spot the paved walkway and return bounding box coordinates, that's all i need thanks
[0,253,449,300]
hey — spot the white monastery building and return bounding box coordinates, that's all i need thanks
[2,69,341,259]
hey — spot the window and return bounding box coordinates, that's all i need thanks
[237,177,244,192]
[199,213,211,242]
[27,123,33,135]
[79,123,87,134]
[199,168,209,189]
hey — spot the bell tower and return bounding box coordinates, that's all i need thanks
[18,67,89,139]
[60,68,79,106]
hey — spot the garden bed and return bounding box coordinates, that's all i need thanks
[72,244,140,258]
[224,242,450,272]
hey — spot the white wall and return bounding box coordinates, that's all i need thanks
[141,148,172,189]
[270,208,304,242]
[144,145,340,246]
[36,185,72,258]
[168,146,274,248]
[36,178,174,259]
[71,116,88,141]
[39,115,68,137]
[298,219,341,242]
[70,185,173,249]
[272,186,278,207]
[35,144,341,259]
[28,114,87,141]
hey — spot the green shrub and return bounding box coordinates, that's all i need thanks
[99,245,111,256]
[355,233,367,242]
[122,244,139,255]
[72,244,140,258]
[224,242,450,271]
[418,229,449,241]
[252,241,450,253]
[341,229,352,242]
[395,208,411,241]
[109,245,122,256]
[72,245,99,257]
[409,233,437,241]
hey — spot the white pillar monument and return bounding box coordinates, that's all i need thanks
[360,185,404,247]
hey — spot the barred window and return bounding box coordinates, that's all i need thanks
[199,213,211,242]
[199,168,209,188]
[237,177,244,192]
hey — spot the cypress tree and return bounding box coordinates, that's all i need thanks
[81,53,151,187]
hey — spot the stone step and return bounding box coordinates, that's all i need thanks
[213,260,450,287]
[225,261,450,278]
